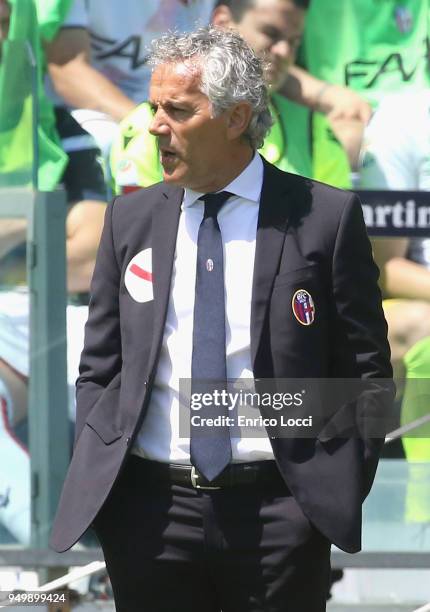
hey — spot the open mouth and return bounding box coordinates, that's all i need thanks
[160,148,178,164]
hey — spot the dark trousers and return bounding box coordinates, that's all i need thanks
[93,456,331,612]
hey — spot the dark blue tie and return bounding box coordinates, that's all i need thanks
[190,191,232,481]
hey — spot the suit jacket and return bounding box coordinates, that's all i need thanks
[50,159,394,553]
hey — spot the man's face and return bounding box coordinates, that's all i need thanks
[230,0,305,89]
[149,61,234,192]
[0,0,10,41]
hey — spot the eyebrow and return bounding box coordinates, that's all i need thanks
[260,25,283,39]
[149,96,190,107]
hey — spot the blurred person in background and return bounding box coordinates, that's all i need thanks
[44,0,215,171]
[47,0,371,180]
[298,0,430,188]
[0,0,108,292]
[358,92,430,480]
[332,90,430,522]
[0,0,107,544]
[0,0,68,191]
[302,0,430,485]
[111,0,371,194]
[214,1,372,126]
[299,0,430,487]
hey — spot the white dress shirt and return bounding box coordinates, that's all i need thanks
[133,153,275,463]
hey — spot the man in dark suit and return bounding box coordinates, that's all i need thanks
[51,26,393,612]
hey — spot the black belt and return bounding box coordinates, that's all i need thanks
[130,456,288,491]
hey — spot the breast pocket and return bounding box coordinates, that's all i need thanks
[273,264,321,290]
[272,265,328,324]
[270,264,329,373]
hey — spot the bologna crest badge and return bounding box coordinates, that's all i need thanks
[292,289,315,326]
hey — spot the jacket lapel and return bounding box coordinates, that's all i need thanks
[147,183,183,379]
[144,162,293,378]
[250,160,292,367]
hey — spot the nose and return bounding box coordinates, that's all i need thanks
[271,39,291,62]
[149,108,170,137]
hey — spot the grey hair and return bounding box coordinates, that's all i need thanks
[148,26,273,150]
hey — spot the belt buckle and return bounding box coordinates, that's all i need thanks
[190,466,222,490]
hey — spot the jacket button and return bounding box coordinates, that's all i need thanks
[126,437,131,445]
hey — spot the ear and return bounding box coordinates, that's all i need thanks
[226,102,253,141]
[212,5,235,29]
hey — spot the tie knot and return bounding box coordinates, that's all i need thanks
[200,191,232,219]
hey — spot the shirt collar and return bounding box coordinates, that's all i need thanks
[183,152,264,209]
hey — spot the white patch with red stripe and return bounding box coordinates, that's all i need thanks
[124,248,153,303]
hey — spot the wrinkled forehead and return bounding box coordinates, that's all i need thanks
[151,58,202,82]
[149,59,205,99]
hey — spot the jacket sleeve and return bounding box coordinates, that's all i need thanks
[325,193,395,496]
[74,198,122,445]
